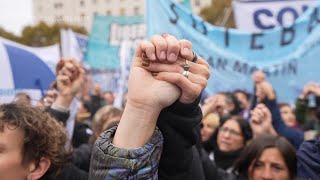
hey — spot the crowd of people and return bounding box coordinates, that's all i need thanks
[1,34,320,180]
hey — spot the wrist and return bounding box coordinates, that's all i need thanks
[269,127,277,135]
[267,91,276,100]
[54,95,73,109]
[112,99,161,149]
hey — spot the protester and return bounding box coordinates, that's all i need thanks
[252,71,304,149]
[200,113,219,142]
[202,93,230,118]
[203,116,252,171]
[296,82,320,132]
[103,91,115,105]
[14,92,32,106]
[72,105,122,172]
[0,103,68,180]
[234,135,297,180]
[89,34,210,179]
[279,103,299,129]
[233,89,251,120]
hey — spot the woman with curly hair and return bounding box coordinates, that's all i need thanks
[0,103,69,180]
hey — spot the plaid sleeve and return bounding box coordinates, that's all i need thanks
[88,125,163,180]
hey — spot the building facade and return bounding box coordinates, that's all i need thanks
[33,0,211,31]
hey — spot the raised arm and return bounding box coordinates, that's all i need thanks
[89,34,185,179]
[253,73,304,149]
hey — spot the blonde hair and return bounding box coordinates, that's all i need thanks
[203,113,220,128]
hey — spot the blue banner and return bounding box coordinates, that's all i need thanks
[85,15,145,69]
[147,0,320,103]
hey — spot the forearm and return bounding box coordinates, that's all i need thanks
[89,126,163,179]
[53,94,74,109]
[265,99,304,149]
[113,100,161,149]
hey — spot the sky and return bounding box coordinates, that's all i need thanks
[0,0,33,35]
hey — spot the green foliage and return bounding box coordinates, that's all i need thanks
[200,0,235,28]
[0,22,87,47]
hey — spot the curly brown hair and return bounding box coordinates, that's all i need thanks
[0,103,68,179]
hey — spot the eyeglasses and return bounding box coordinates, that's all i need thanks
[219,126,241,137]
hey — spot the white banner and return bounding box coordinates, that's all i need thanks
[232,0,318,32]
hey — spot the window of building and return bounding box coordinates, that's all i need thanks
[80,0,85,7]
[80,13,86,21]
[120,8,126,16]
[134,7,140,16]
[106,10,112,16]
[55,15,63,22]
[54,2,63,9]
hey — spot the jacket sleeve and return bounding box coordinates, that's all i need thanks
[88,126,163,180]
[316,96,320,120]
[264,99,304,149]
[295,97,308,125]
[297,138,320,179]
[157,97,203,180]
[46,107,70,125]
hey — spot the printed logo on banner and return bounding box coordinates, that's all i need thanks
[85,15,145,69]
[232,0,318,32]
[147,0,320,104]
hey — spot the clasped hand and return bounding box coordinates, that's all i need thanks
[127,34,210,111]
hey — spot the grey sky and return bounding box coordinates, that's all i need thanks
[0,0,33,35]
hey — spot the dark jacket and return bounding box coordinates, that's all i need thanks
[72,143,93,172]
[46,107,89,179]
[297,138,320,179]
[157,99,204,180]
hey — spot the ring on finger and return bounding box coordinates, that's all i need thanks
[182,70,189,78]
[183,60,190,71]
[192,52,198,63]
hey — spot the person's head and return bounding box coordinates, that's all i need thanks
[76,101,92,122]
[91,105,122,141]
[208,93,228,117]
[234,90,250,110]
[217,116,252,152]
[15,92,31,106]
[234,135,296,180]
[201,113,220,142]
[225,93,242,115]
[103,91,115,105]
[0,103,68,180]
[279,103,297,128]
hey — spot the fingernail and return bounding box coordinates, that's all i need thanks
[152,72,158,76]
[183,48,190,55]
[168,53,176,61]
[160,51,166,60]
[142,60,150,67]
[142,53,148,59]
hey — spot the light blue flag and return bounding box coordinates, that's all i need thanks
[180,0,192,10]
[85,15,144,69]
[147,0,320,103]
